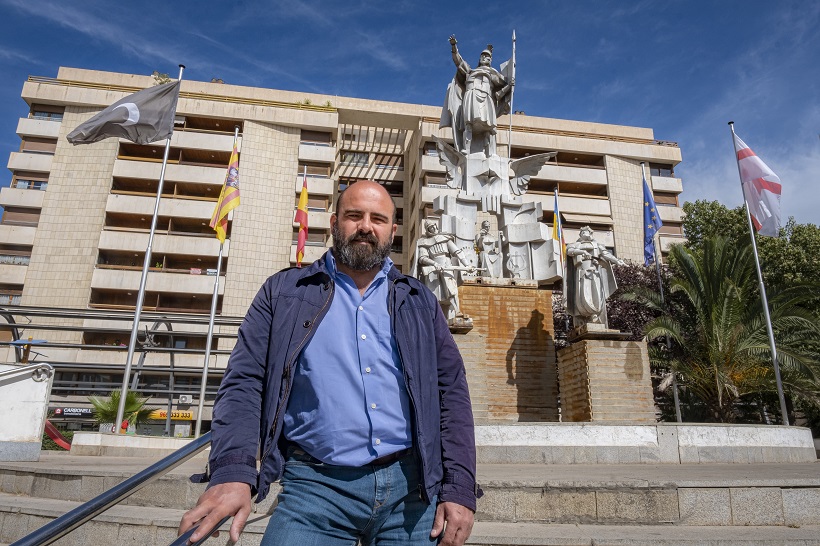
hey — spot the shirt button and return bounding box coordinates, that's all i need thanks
[365,367,371,373]
[375,439,381,445]
[359,305,364,311]
[361,334,366,340]
[371,403,377,409]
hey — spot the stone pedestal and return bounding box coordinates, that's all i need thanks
[455,284,559,423]
[557,335,656,422]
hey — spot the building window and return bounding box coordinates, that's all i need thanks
[20,137,57,155]
[340,151,368,166]
[11,179,48,191]
[653,192,679,206]
[295,195,328,212]
[300,130,333,146]
[29,104,64,121]
[423,142,439,157]
[649,163,674,177]
[298,162,332,177]
[373,153,404,170]
[292,228,327,246]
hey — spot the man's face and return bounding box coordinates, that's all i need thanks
[479,53,491,67]
[331,181,397,271]
[425,222,438,236]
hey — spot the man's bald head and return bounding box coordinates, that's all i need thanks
[335,181,397,224]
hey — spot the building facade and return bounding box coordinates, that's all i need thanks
[0,67,684,429]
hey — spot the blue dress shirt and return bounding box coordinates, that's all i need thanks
[282,252,413,465]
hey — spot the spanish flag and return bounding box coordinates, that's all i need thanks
[294,168,309,267]
[552,188,566,271]
[209,143,240,243]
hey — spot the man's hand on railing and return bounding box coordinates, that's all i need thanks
[178,482,251,543]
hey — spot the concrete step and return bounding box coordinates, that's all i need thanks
[3,456,820,527]
[2,494,820,546]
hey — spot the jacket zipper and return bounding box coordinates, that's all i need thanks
[259,280,335,466]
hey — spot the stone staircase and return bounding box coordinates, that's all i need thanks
[2,453,820,545]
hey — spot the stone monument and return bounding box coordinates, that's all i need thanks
[415,34,563,329]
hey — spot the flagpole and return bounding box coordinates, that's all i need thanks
[114,65,185,434]
[193,126,239,438]
[507,30,516,158]
[642,161,682,422]
[728,121,789,426]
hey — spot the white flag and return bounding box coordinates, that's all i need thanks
[733,134,782,237]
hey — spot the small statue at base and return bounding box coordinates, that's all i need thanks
[416,220,476,321]
[565,226,625,329]
[474,220,503,279]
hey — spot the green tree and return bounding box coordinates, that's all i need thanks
[88,390,157,429]
[625,237,820,423]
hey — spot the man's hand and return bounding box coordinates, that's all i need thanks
[178,482,252,544]
[449,35,457,46]
[430,501,474,546]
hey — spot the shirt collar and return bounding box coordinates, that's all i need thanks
[325,250,394,282]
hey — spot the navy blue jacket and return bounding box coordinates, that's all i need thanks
[204,256,479,511]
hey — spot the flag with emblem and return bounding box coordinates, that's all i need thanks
[67,80,181,145]
[294,168,309,267]
[643,173,663,266]
[209,143,240,243]
[733,133,782,237]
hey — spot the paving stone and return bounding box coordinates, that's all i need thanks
[697,446,733,463]
[515,489,597,523]
[678,488,731,525]
[596,490,679,523]
[730,487,784,526]
[118,521,156,545]
[782,488,820,526]
[32,473,84,502]
[476,488,518,521]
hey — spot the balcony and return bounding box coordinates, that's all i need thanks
[652,176,683,193]
[421,185,456,205]
[533,164,607,185]
[91,267,225,295]
[0,187,45,209]
[562,227,616,248]
[7,151,52,173]
[16,117,61,139]
[289,243,327,264]
[658,206,684,223]
[113,159,225,185]
[293,210,331,230]
[294,175,334,196]
[298,143,336,163]
[0,225,37,245]
[98,230,226,257]
[0,262,27,285]
[105,194,215,220]
[423,154,450,175]
[522,193,612,217]
[170,131,238,153]
[660,234,686,252]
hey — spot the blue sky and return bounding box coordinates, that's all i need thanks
[1,0,818,225]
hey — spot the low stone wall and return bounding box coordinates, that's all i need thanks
[70,432,209,458]
[475,422,817,464]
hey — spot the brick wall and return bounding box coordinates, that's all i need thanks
[457,284,559,423]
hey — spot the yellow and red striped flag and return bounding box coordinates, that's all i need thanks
[209,143,240,243]
[294,168,309,267]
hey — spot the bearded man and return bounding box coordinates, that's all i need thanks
[179,180,479,546]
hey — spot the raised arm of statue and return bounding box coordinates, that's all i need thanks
[449,35,469,74]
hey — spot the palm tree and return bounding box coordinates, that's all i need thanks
[88,390,157,430]
[624,237,820,422]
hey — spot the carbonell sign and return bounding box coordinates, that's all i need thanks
[51,407,94,417]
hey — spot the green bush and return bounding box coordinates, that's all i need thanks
[41,429,74,450]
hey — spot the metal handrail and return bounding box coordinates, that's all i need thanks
[10,432,213,546]
[0,363,53,382]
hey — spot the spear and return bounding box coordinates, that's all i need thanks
[507,30,516,156]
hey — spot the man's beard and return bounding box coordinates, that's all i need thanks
[332,223,392,271]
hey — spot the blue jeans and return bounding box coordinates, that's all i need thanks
[261,447,439,545]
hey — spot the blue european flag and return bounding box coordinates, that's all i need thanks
[643,174,663,266]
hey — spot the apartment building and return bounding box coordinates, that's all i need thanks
[0,67,684,428]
